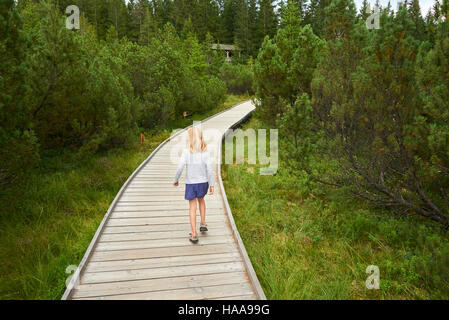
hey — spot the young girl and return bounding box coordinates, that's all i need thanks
[173,127,214,243]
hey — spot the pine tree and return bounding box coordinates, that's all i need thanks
[170,0,193,33]
[248,0,259,51]
[152,0,169,34]
[234,0,252,54]
[126,0,140,42]
[425,0,441,44]
[257,0,278,41]
[222,0,239,43]
[254,0,323,120]
[434,0,441,20]
[359,0,370,21]
[279,0,306,25]
[411,12,449,225]
[303,0,332,37]
[196,0,221,41]
[139,3,155,46]
[180,18,191,40]
[442,0,449,19]
[204,32,225,76]
[323,0,357,40]
[280,0,302,28]
[408,0,426,41]
[0,0,39,185]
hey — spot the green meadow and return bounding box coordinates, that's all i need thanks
[222,117,449,299]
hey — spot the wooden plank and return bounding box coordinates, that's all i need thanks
[105,215,226,227]
[137,168,177,171]
[123,191,222,196]
[134,175,176,178]
[124,186,220,190]
[73,272,249,299]
[137,169,177,172]
[124,188,186,191]
[75,282,254,300]
[136,169,177,171]
[121,192,222,196]
[135,175,177,178]
[126,183,186,187]
[127,177,187,180]
[113,203,223,211]
[138,165,179,168]
[131,179,179,182]
[116,198,221,203]
[122,192,188,196]
[81,262,246,284]
[115,200,223,206]
[95,235,234,251]
[136,172,177,175]
[130,176,176,179]
[123,187,191,196]
[136,165,178,170]
[131,180,189,183]
[119,195,220,202]
[84,252,241,272]
[99,228,228,242]
[138,167,178,169]
[102,222,229,234]
[110,210,224,219]
[90,243,238,262]
[126,184,218,188]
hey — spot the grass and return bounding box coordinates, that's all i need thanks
[0,94,250,300]
[222,116,449,299]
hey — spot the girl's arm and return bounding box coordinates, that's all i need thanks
[173,150,187,185]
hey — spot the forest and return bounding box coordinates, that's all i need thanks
[1,0,449,299]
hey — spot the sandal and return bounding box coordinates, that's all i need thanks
[200,223,208,232]
[189,233,199,244]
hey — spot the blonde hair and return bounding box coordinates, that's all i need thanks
[187,127,207,153]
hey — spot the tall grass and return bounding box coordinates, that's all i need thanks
[0,94,250,299]
[222,117,449,299]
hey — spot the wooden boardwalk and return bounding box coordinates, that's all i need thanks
[62,100,266,300]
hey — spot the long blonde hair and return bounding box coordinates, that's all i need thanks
[187,127,207,153]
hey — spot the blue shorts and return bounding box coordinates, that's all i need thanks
[185,182,209,200]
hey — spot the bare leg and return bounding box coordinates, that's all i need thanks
[189,199,197,237]
[198,197,206,225]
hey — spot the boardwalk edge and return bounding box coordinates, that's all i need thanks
[218,103,267,300]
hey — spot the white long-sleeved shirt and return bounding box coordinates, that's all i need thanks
[173,149,215,186]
